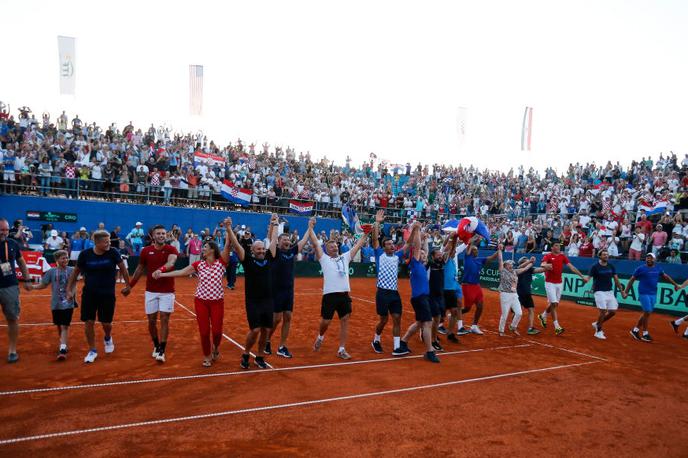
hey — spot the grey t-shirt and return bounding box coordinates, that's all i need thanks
[41,266,76,310]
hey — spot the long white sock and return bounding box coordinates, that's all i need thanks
[553,320,560,328]
[457,320,463,330]
[373,334,381,343]
[317,335,324,341]
[338,346,345,353]
[642,331,649,336]
[683,329,688,336]
[633,327,639,332]
[393,336,400,348]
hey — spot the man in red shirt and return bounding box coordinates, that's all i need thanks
[538,242,588,335]
[123,225,178,362]
[635,212,653,238]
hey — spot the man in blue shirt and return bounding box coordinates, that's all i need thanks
[392,221,439,363]
[623,252,680,342]
[461,236,499,335]
[371,210,407,354]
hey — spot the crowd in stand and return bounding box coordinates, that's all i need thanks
[1,105,688,263]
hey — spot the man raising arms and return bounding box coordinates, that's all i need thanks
[123,224,178,362]
[461,236,499,335]
[309,217,368,360]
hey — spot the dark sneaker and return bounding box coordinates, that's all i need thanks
[392,342,411,356]
[629,329,641,341]
[447,333,459,343]
[371,340,383,354]
[276,346,293,358]
[640,333,653,343]
[57,348,67,361]
[669,320,679,334]
[7,352,19,364]
[437,324,448,335]
[240,354,250,369]
[538,314,547,328]
[424,351,440,363]
[527,328,541,335]
[682,334,688,340]
[432,340,444,352]
[255,356,268,369]
[456,327,470,336]
[264,341,272,355]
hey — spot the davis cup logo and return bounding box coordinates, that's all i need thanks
[61,55,74,78]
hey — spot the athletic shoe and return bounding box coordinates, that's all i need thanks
[538,314,547,328]
[156,352,166,363]
[527,328,541,335]
[392,342,411,356]
[594,331,607,340]
[424,351,440,363]
[104,337,115,354]
[276,346,293,358]
[437,324,448,335]
[264,341,272,355]
[7,353,18,364]
[670,320,679,334]
[447,333,459,343]
[509,326,520,336]
[255,356,268,369]
[371,340,383,354]
[57,348,67,361]
[470,325,484,335]
[152,347,160,359]
[629,329,641,341]
[313,337,323,352]
[555,327,565,336]
[337,349,352,360]
[84,350,98,363]
[641,333,653,343]
[432,340,444,352]
[240,354,250,369]
[456,327,471,336]
[498,331,506,337]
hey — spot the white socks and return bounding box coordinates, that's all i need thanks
[373,334,381,343]
[553,320,560,329]
[457,320,463,330]
[338,346,345,353]
[393,336,400,348]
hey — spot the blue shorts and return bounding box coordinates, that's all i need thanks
[639,294,656,313]
[375,288,402,316]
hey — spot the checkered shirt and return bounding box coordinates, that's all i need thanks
[193,259,227,300]
[376,249,402,290]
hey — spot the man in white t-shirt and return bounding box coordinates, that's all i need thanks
[45,230,65,250]
[307,217,369,360]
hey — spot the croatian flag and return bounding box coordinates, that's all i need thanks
[341,203,362,234]
[221,180,252,207]
[194,152,225,167]
[289,200,314,215]
[443,217,490,244]
[638,201,669,216]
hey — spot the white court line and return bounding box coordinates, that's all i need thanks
[0,359,601,445]
[0,318,197,328]
[0,344,531,397]
[174,300,274,369]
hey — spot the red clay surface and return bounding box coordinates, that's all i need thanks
[1,277,688,457]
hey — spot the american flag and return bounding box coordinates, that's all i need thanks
[189,65,203,116]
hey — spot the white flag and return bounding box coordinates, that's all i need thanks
[57,36,76,95]
[189,65,203,116]
[456,106,467,145]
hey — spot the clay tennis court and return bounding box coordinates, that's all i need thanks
[1,277,687,457]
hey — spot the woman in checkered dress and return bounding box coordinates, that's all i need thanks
[156,219,231,367]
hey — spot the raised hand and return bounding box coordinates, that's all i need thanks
[308,217,316,229]
[224,217,233,228]
[375,209,385,224]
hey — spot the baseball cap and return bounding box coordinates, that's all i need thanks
[50,230,58,237]
[79,226,87,231]
[646,252,656,259]
[135,221,142,226]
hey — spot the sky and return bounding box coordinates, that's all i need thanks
[1,0,687,172]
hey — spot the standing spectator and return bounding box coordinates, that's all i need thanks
[187,233,203,265]
[126,222,145,255]
[650,224,668,257]
[628,228,645,261]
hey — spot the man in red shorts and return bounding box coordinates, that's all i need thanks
[538,242,588,335]
[123,224,178,362]
[461,238,499,335]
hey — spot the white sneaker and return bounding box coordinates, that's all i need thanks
[104,337,115,354]
[594,331,607,340]
[152,348,160,359]
[156,353,166,363]
[84,350,98,363]
[470,325,484,335]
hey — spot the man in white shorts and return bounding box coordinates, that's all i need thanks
[539,242,588,335]
[123,224,178,362]
[587,249,626,339]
